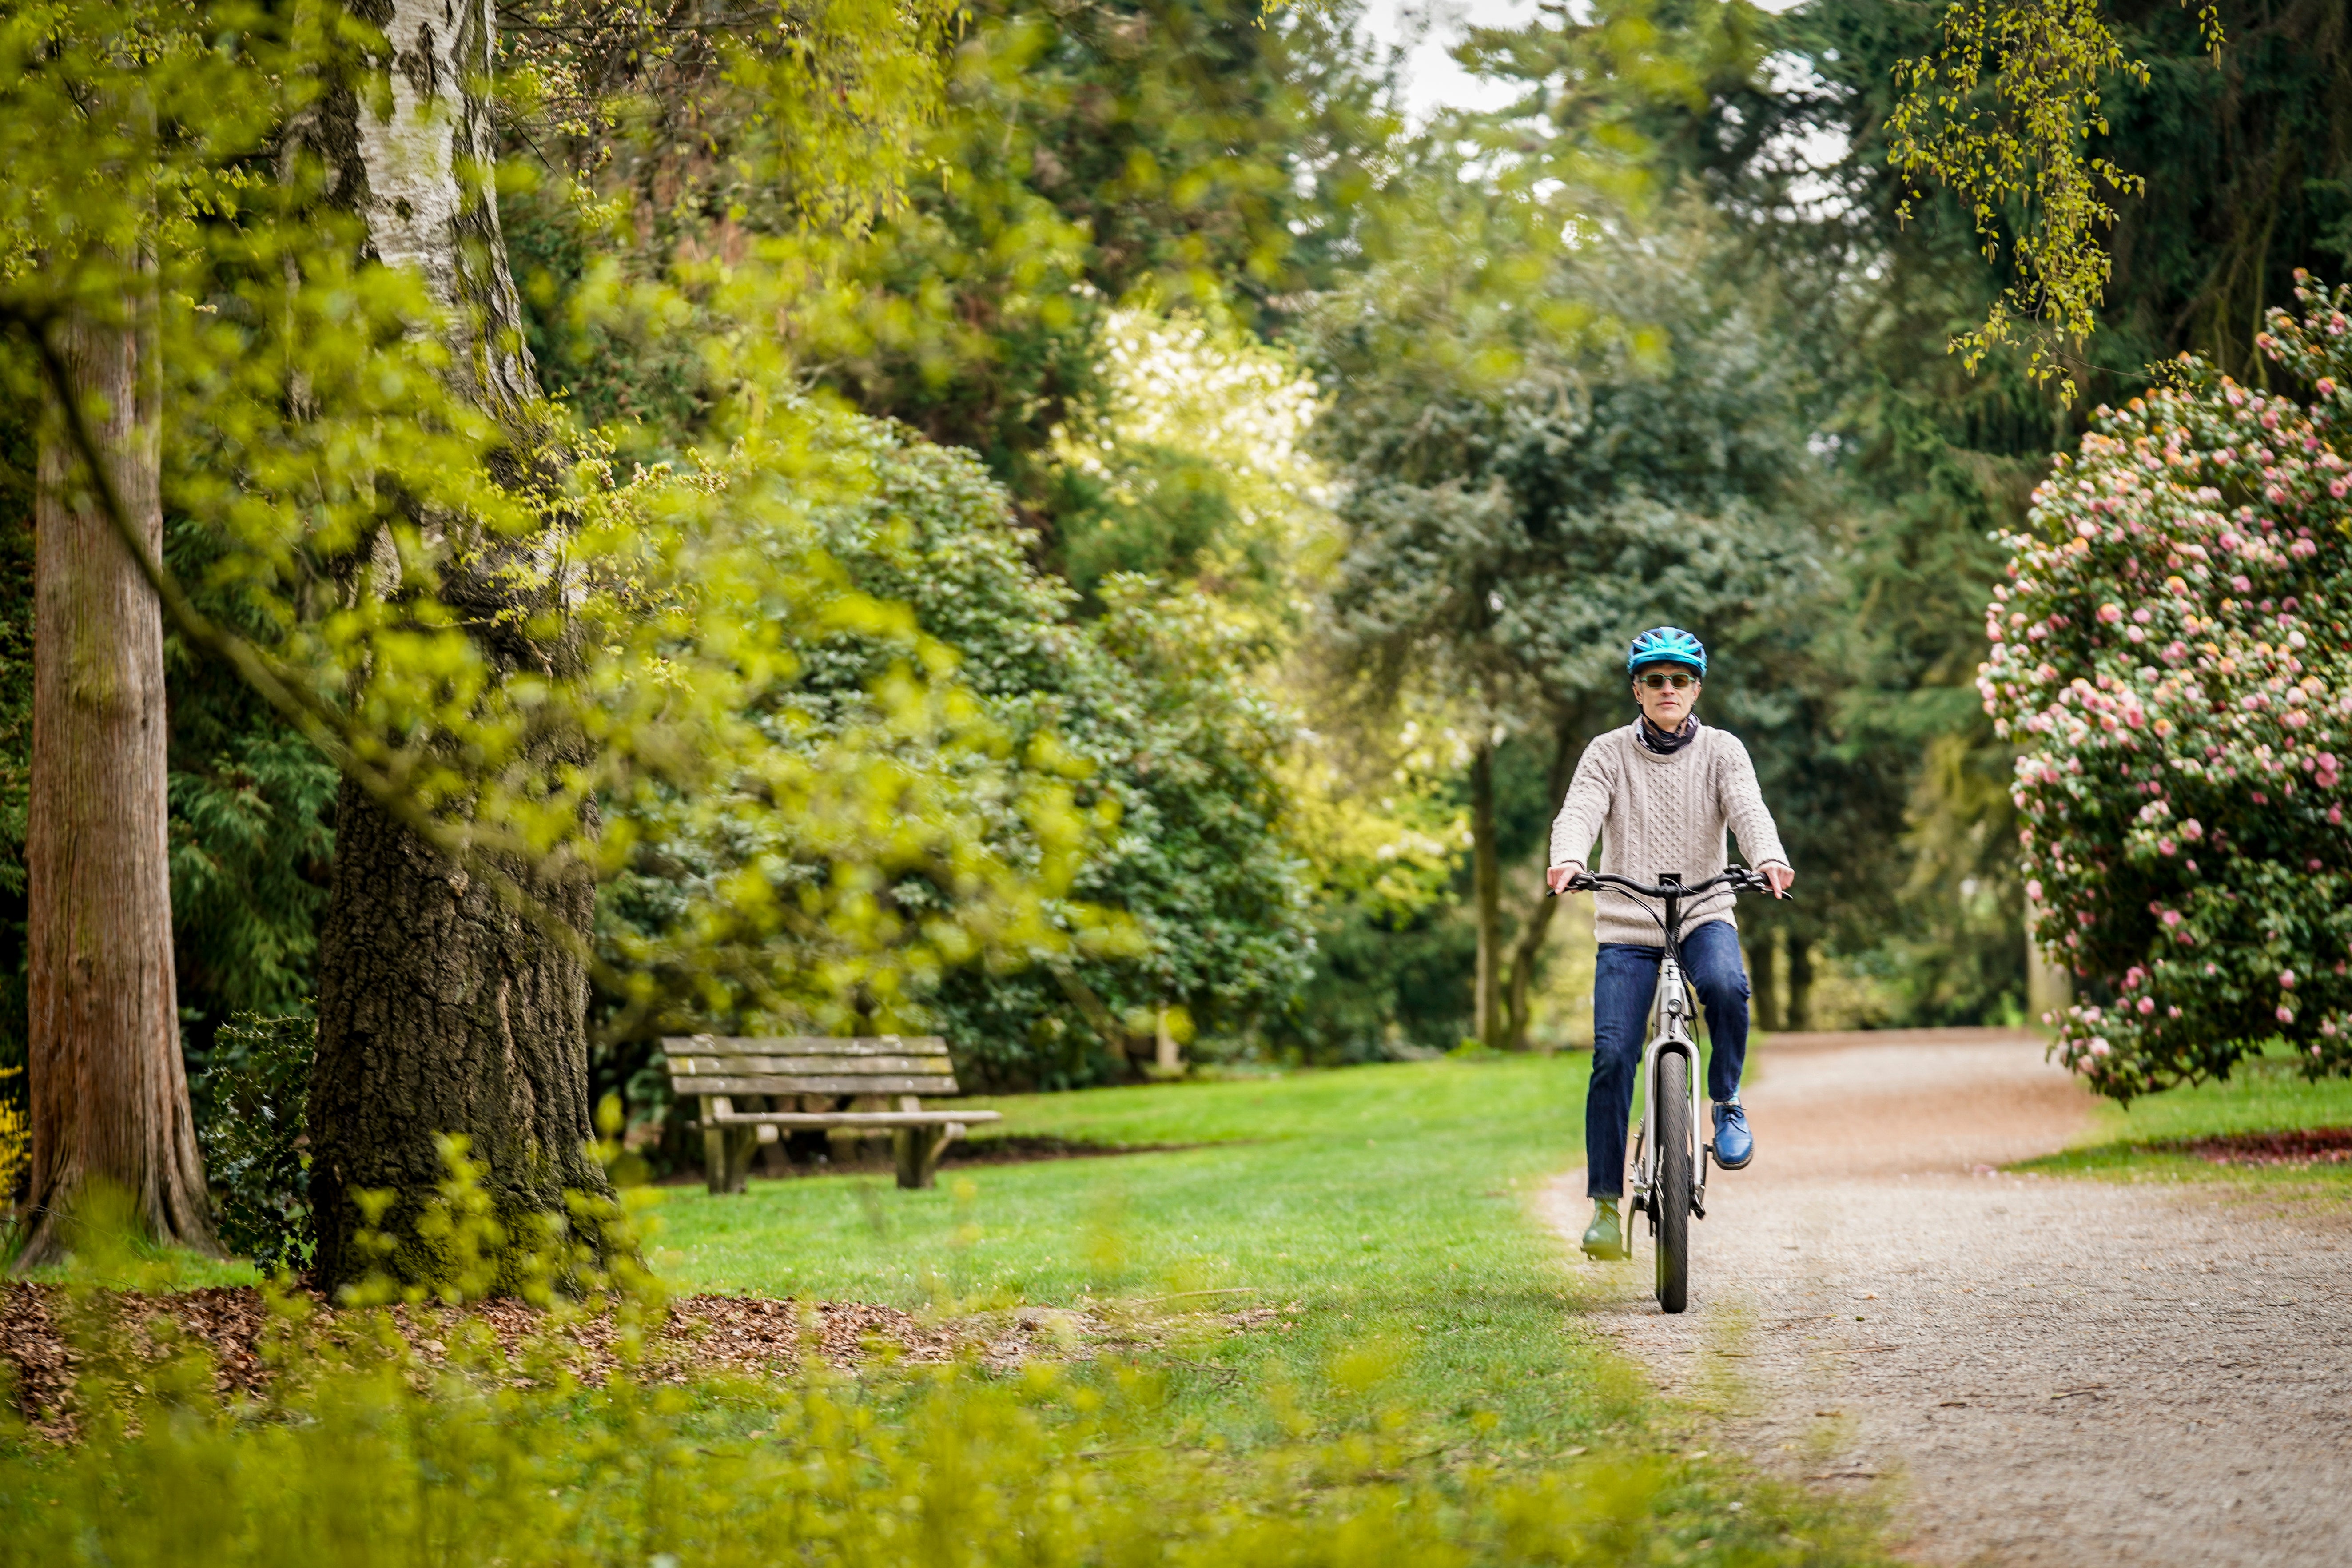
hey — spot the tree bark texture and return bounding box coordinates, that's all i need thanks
[309,792,604,1286]
[301,0,540,424]
[302,0,604,1293]
[1501,717,1582,1051]
[1470,740,1503,1049]
[18,273,219,1268]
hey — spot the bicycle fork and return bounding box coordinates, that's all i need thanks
[1626,955,1709,1225]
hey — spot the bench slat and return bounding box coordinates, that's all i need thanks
[703,1109,1003,1127]
[671,1055,954,1077]
[663,1035,947,1058]
[677,1075,962,1097]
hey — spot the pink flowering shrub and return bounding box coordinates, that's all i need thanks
[1983,275,2352,1101]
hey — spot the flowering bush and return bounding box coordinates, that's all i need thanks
[1983,275,2352,1100]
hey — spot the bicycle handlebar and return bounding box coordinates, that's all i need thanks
[1546,866,1792,902]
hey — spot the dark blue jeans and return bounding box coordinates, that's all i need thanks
[1586,921,1750,1198]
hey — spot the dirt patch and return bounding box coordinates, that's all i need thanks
[3,1280,1298,1441]
[0,1283,959,1439]
[2168,1126,2352,1166]
[1545,1027,2352,1567]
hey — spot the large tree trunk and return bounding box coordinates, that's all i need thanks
[1501,716,1581,1051]
[1785,933,1815,1033]
[302,0,605,1294]
[17,265,218,1268]
[1469,739,1503,1049]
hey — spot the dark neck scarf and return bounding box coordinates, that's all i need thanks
[1637,713,1699,756]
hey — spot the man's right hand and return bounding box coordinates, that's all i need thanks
[1546,863,1584,895]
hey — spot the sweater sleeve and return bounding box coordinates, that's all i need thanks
[1716,732,1790,870]
[1548,736,1616,868]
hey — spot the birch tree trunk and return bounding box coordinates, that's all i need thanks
[16,263,218,1269]
[298,0,606,1294]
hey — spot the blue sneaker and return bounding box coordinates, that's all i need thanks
[1712,1102,1754,1169]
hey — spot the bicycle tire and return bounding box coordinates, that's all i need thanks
[1654,1049,1692,1313]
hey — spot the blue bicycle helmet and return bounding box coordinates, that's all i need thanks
[1626,625,1707,679]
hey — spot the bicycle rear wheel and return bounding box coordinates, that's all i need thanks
[1654,1049,1692,1313]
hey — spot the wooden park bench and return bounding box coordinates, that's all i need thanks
[663,1035,1002,1194]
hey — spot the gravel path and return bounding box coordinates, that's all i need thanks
[1542,1027,2352,1567]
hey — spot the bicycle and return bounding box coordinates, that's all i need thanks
[1550,865,1786,1314]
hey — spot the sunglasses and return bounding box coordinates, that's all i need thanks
[1635,670,1699,691]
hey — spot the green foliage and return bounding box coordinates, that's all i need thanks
[812,0,1393,509]
[1307,208,1817,721]
[593,422,1314,1090]
[189,1015,315,1275]
[1888,0,2222,400]
[0,0,1138,1067]
[1986,276,2352,1098]
[0,1332,1882,1568]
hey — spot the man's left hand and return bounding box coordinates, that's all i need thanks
[1761,863,1795,899]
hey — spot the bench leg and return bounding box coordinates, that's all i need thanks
[702,1096,728,1195]
[894,1122,961,1190]
[725,1126,758,1194]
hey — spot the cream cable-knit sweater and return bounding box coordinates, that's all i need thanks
[1547,718,1790,947]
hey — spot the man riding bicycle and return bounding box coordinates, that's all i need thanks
[1545,627,1794,1261]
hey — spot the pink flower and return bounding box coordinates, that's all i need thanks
[2168,1006,2182,1018]
[2233,575,2254,593]
[2025,879,2043,902]
[2089,1038,2112,1057]
[2137,997,2156,1015]
[2132,608,2153,625]
[2182,819,2203,840]
[2157,837,2177,856]
[2161,910,2183,927]
[2127,626,2146,643]
[2331,806,2344,824]
[2099,603,2124,624]
[2278,1005,2297,1024]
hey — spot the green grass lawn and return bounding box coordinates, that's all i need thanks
[2013,1044,2352,1189]
[650,1055,1650,1457]
[642,1053,1887,1559]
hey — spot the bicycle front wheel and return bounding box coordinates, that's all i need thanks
[1654,1049,1692,1313]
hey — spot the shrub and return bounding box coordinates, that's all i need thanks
[193,1015,315,1274]
[1983,274,2352,1098]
